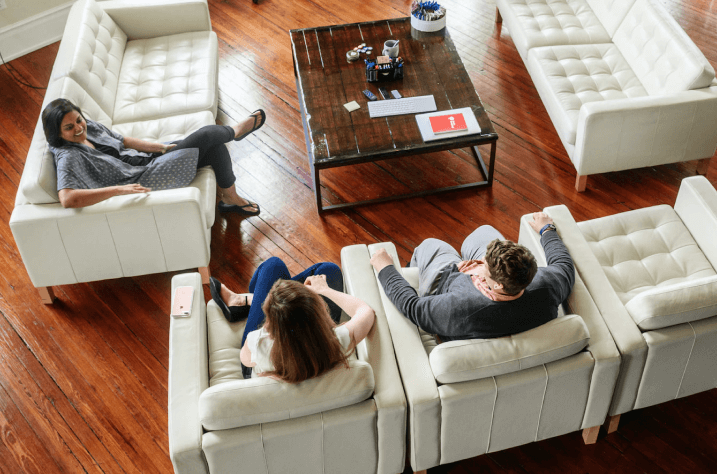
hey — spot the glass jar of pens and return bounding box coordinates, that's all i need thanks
[410,1,447,32]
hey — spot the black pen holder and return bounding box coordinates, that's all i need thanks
[365,58,404,83]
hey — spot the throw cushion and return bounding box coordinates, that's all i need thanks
[199,359,375,430]
[428,314,590,384]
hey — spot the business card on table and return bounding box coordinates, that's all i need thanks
[429,113,468,133]
[344,101,360,112]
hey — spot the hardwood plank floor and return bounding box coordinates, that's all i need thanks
[1,0,716,472]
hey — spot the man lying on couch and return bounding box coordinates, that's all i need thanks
[369,213,574,341]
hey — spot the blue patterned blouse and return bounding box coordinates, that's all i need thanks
[51,119,198,192]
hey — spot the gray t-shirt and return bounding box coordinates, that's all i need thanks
[51,119,198,192]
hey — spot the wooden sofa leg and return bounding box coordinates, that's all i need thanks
[582,425,600,444]
[38,286,56,304]
[198,266,210,285]
[605,414,621,434]
[697,157,710,175]
[496,6,502,23]
[413,471,428,474]
[575,174,587,192]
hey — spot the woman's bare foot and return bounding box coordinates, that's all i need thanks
[232,110,265,140]
[220,283,253,308]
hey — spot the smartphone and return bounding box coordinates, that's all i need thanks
[378,87,391,99]
[171,286,194,317]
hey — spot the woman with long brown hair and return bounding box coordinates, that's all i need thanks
[211,257,375,382]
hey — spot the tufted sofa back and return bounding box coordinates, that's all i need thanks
[585,0,635,36]
[50,0,127,118]
[612,0,715,95]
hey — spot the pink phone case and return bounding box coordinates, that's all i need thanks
[171,286,194,317]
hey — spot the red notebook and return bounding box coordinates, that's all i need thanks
[429,113,468,134]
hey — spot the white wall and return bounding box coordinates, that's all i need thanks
[0,0,71,28]
[0,0,76,61]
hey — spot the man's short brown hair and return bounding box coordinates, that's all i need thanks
[484,239,538,295]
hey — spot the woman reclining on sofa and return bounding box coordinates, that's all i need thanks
[42,98,265,215]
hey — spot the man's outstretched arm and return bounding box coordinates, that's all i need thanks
[370,248,458,336]
[530,212,575,301]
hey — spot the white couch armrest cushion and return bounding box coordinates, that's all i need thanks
[429,315,590,384]
[169,273,209,474]
[675,176,717,270]
[199,360,375,431]
[101,0,212,40]
[573,91,717,175]
[341,244,407,474]
[625,276,717,330]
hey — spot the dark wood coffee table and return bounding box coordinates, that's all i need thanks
[290,17,498,212]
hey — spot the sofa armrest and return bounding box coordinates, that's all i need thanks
[10,187,209,288]
[573,89,717,175]
[366,242,441,471]
[169,273,209,474]
[528,205,643,416]
[341,244,406,474]
[674,176,717,269]
[102,0,212,40]
[519,212,621,427]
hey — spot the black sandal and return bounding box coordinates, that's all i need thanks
[209,277,251,322]
[234,109,266,142]
[218,201,261,216]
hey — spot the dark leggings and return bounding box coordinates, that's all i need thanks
[241,257,344,378]
[170,125,236,188]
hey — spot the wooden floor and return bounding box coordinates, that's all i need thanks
[1,0,716,472]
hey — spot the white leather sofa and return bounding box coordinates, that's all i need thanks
[168,271,407,474]
[495,0,717,191]
[541,176,717,434]
[10,0,219,303]
[341,241,621,473]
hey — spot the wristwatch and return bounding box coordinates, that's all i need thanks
[539,223,556,236]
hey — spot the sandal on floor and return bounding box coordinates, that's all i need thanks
[218,201,261,216]
[234,109,266,142]
[209,277,251,322]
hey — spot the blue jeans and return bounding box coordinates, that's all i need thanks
[241,257,344,378]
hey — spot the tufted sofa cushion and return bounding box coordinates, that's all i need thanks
[201,301,375,430]
[578,205,717,330]
[527,43,647,145]
[113,31,218,124]
[426,314,590,384]
[612,0,715,95]
[495,0,610,59]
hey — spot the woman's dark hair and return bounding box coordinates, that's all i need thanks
[42,98,85,148]
[262,279,349,384]
[485,239,538,295]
